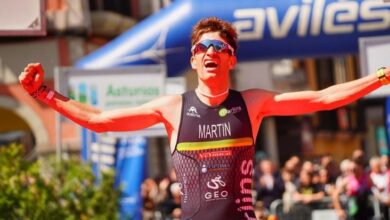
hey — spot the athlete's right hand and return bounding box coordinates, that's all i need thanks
[19,63,45,95]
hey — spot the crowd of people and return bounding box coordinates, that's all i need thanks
[141,149,390,220]
[254,149,390,220]
[141,169,182,220]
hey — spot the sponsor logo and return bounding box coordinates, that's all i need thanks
[198,150,232,159]
[218,106,242,117]
[186,106,201,118]
[207,175,226,190]
[233,0,390,41]
[180,174,189,204]
[235,159,254,217]
[205,175,229,201]
[200,163,231,173]
[219,108,228,117]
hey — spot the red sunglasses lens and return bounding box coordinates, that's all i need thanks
[192,40,232,55]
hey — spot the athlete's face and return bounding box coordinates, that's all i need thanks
[190,32,236,83]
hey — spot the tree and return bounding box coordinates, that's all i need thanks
[0,143,120,220]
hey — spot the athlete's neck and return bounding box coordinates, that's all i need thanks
[196,87,229,98]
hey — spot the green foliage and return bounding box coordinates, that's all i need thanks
[0,143,121,220]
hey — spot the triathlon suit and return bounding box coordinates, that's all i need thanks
[172,90,256,220]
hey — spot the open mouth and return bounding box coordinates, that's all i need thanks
[204,61,218,68]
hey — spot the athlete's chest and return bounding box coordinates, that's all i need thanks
[180,102,250,142]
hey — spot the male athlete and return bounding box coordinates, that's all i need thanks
[19,17,390,219]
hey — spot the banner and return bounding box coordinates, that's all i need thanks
[54,66,164,218]
[76,0,390,77]
[67,66,165,111]
[90,135,117,176]
[56,65,167,143]
[115,136,147,220]
[384,97,390,155]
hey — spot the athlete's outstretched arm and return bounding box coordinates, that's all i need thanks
[19,63,167,133]
[248,67,390,116]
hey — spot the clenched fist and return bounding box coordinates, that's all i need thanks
[19,63,45,95]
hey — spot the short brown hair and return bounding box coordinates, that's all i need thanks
[191,17,238,54]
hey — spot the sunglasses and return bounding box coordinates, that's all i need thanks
[191,40,235,55]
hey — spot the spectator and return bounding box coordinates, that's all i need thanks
[352,149,368,169]
[254,200,266,220]
[332,159,373,220]
[157,181,182,220]
[335,159,353,189]
[293,170,325,206]
[370,156,389,220]
[255,159,285,212]
[321,154,339,183]
[284,155,301,183]
[318,168,334,196]
[281,168,297,213]
[141,178,159,220]
[156,169,179,218]
[168,183,182,220]
[157,169,177,204]
[301,160,315,174]
[312,170,320,186]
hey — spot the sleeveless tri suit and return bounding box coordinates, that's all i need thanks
[172,90,256,220]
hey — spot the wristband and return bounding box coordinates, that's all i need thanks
[44,89,55,102]
[30,85,47,98]
[376,67,389,85]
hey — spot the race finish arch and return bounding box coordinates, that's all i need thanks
[76,0,390,77]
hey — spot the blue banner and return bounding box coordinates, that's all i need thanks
[76,0,390,77]
[115,136,147,220]
[89,135,117,180]
[384,97,390,155]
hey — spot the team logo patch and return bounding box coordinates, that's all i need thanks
[186,106,201,118]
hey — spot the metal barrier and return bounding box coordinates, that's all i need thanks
[370,196,390,220]
[270,197,334,220]
[269,196,388,220]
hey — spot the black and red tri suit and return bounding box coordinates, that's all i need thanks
[172,90,256,220]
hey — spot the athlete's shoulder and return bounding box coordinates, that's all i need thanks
[151,94,182,121]
[239,89,279,112]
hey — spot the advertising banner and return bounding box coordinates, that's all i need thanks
[55,65,165,219]
[385,97,390,155]
[76,0,390,77]
[67,66,165,111]
[115,136,147,220]
[56,65,167,140]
